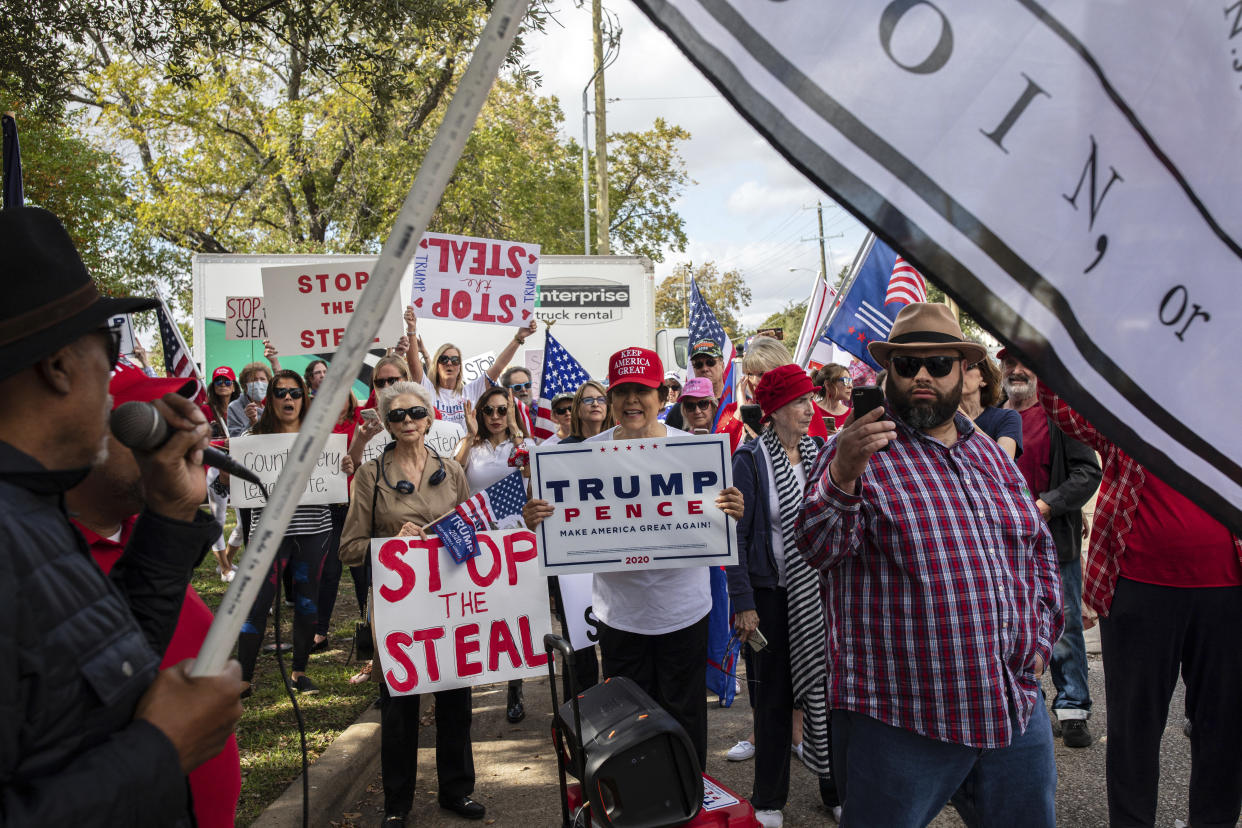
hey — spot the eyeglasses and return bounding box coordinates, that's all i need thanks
[890,355,961,379]
[833,377,852,385]
[683,399,715,412]
[387,406,429,423]
[553,407,572,417]
[373,375,401,388]
[481,405,508,417]
[506,381,532,391]
[97,326,122,369]
[437,355,461,365]
[691,357,717,369]
[213,377,234,386]
[273,387,304,399]
[581,396,606,406]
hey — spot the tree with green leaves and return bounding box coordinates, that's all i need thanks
[655,261,752,337]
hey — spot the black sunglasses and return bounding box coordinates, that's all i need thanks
[481,405,508,417]
[890,355,961,379]
[273,386,304,399]
[387,406,429,423]
[553,406,572,416]
[683,399,714,412]
[691,357,717,369]
[437,354,461,365]
[506,381,532,391]
[373,375,401,388]
[97,326,122,369]
[213,377,234,386]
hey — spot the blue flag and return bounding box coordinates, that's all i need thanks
[432,511,482,565]
[820,236,925,371]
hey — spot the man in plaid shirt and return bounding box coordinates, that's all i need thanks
[796,304,1062,827]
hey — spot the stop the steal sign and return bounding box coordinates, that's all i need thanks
[261,262,405,355]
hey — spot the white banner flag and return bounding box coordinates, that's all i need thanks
[633,0,1242,531]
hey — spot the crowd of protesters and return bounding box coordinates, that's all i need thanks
[3,206,1238,828]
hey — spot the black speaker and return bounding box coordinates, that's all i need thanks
[553,675,703,828]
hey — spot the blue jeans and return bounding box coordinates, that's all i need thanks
[832,703,1056,828]
[1051,558,1092,717]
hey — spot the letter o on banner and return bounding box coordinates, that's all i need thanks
[879,0,954,75]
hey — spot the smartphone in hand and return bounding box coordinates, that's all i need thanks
[361,408,381,426]
[850,385,889,450]
[747,628,769,652]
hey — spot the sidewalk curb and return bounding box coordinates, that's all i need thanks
[252,704,382,828]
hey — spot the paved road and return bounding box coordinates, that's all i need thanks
[337,643,1221,827]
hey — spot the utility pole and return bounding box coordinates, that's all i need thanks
[592,0,611,255]
[816,201,829,278]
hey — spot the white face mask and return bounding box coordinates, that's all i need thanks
[246,380,268,402]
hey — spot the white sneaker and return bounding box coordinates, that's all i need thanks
[791,742,804,762]
[831,805,843,823]
[754,809,783,827]
[726,739,756,761]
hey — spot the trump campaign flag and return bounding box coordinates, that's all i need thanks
[688,279,737,429]
[533,330,591,441]
[632,1,1242,531]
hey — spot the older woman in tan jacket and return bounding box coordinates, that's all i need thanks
[339,380,483,826]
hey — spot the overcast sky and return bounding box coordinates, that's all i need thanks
[525,2,871,329]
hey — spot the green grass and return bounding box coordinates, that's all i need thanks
[195,515,376,827]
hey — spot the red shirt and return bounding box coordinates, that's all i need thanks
[1014,405,1051,498]
[814,402,851,432]
[1121,472,1242,587]
[75,518,242,828]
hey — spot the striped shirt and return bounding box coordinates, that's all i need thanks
[247,505,332,540]
[794,407,1062,749]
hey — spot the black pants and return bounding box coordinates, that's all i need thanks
[598,613,710,770]
[1099,578,1242,828]
[237,530,330,679]
[549,576,600,701]
[314,504,349,638]
[379,684,475,816]
[750,587,794,810]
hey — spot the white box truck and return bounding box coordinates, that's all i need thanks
[192,253,687,395]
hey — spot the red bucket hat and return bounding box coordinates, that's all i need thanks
[754,364,815,422]
[608,347,663,389]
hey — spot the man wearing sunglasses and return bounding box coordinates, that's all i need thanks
[0,208,244,825]
[665,339,725,432]
[501,366,537,425]
[795,303,1062,827]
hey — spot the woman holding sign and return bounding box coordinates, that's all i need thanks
[404,306,537,428]
[339,381,487,825]
[236,370,333,696]
[524,347,745,769]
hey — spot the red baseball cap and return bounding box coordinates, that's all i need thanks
[754,363,815,422]
[212,365,237,383]
[110,362,196,410]
[608,347,663,389]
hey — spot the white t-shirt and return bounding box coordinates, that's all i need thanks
[541,433,564,446]
[585,424,712,635]
[760,439,807,589]
[420,374,493,428]
[464,438,532,493]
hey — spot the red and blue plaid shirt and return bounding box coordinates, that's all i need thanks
[795,407,1062,749]
[1038,384,1242,616]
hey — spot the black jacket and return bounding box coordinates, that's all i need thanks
[0,441,219,825]
[1039,417,1102,564]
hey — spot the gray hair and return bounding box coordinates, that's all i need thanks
[377,381,433,424]
[742,335,792,375]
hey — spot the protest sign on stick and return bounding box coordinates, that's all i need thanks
[227,433,348,507]
[371,529,552,695]
[105,312,136,355]
[261,263,405,355]
[530,434,736,575]
[225,296,267,341]
[410,232,540,329]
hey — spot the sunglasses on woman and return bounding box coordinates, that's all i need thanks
[387,406,429,423]
[890,355,961,379]
[437,354,461,365]
[683,399,714,412]
[481,405,508,417]
[373,375,401,388]
[273,387,304,399]
[553,406,572,417]
[213,377,234,386]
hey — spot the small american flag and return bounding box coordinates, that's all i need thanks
[688,278,737,430]
[533,331,591,441]
[454,470,528,531]
[884,257,928,306]
[156,298,210,411]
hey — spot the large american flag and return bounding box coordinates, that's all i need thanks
[455,470,528,531]
[688,278,737,430]
[884,257,928,306]
[532,331,591,441]
[156,298,210,413]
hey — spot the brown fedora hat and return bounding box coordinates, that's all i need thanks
[867,303,986,367]
[0,207,158,381]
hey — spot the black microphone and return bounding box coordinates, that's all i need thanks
[110,400,265,487]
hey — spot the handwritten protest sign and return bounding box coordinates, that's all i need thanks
[371,529,552,696]
[261,263,405,355]
[105,313,136,355]
[410,232,539,329]
[225,296,267,341]
[530,434,736,575]
[228,433,348,507]
[461,350,495,386]
[359,419,464,467]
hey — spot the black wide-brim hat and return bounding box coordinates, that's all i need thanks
[0,207,158,381]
